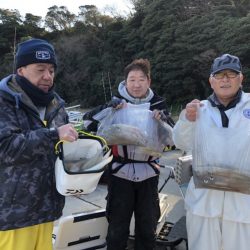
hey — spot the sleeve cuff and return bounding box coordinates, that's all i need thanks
[49,127,59,141]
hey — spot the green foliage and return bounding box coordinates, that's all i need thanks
[1,0,250,108]
[45,5,76,31]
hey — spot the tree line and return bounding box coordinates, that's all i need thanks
[1,0,250,111]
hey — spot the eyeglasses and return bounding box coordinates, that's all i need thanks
[212,71,239,80]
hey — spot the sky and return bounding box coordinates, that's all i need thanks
[0,0,133,17]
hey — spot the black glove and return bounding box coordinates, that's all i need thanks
[160,111,175,127]
[107,97,123,108]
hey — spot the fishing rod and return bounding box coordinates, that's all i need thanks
[108,71,113,99]
[101,72,107,103]
[12,27,17,74]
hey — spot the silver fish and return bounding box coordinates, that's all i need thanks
[98,123,148,146]
[64,147,105,172]
[193,166,250,194]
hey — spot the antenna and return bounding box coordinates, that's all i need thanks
[108,71,113,99]
[12,27,17,74]
[101,72,107,103]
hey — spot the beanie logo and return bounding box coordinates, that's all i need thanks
[36,51,51,60]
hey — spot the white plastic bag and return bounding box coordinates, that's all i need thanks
[94,103,173,156]
[192,107,250,194]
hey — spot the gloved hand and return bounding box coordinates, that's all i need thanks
[153,109,167,121]
[107,97,123,108]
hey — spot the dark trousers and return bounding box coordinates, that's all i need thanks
[106,175,160,250]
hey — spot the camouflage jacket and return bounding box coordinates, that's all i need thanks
[0,75,67,230]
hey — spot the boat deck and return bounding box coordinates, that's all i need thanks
[54,150,188,250]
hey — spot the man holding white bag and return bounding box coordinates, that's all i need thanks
[0,38,78,250]
[173,53,250,250]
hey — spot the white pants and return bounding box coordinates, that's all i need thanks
[186,211,250,250]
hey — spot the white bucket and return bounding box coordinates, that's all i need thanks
[55,135,113,196]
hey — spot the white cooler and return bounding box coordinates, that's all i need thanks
[53,209,108,250]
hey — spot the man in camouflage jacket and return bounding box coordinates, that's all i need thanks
[0,38,78,250]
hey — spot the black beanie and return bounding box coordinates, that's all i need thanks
[15,38,57,70]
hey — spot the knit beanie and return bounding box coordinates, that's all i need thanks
[15,38,57,70]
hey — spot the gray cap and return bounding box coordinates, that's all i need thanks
[210,54,242,75]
